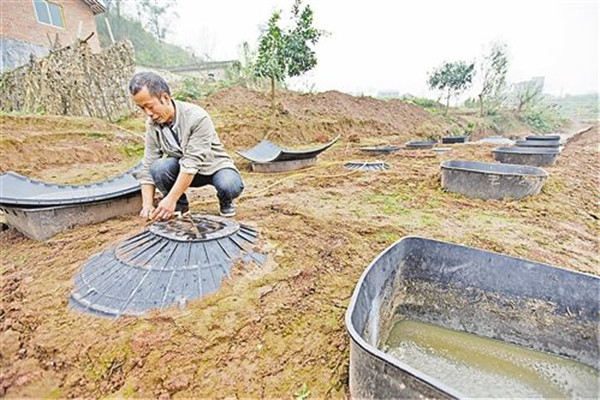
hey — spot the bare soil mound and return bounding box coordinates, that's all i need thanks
[0,115,142,183]
[201,87,464,149]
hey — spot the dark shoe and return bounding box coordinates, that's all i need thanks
[174,205,190,217]
[219,201,236,217]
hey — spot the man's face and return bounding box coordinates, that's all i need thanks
[133,87,174,124]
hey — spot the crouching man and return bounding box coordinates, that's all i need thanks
[129,72,243,220]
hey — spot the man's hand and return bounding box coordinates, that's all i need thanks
[140,204,155,220]
[150,197,177,221]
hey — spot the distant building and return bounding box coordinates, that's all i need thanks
[0,0,106,72]
[167,60,241,81]
[513,76,545,92]
[376,90,400,99]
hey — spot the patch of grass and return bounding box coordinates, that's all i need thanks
[120,143,145,159]
[114,116,146,133]
[376,231,401,244]
[0,137,18,147]
[85,132,110,140]
[364,193,411,215]
[420,213,438,227]
[85,347,131,382]
[45,387,62,400]
[295,383,310,400]
[481,111,522,135]
[115,381,135,399]
[399,210,441,230]
[13,254,29,266]
[540,176,566,195]
[0,109,45,117]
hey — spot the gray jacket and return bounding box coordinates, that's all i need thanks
[137,100,237,185]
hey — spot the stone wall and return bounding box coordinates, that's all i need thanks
[0,39,135,121]
[1,37,49,72]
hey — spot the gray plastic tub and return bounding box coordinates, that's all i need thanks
[526,134,561,141]
[359,145,402,155]
[492,147,560,166]
[514,139,561,148]
[345,236,599,399]
[441,160,548,200]
[405,140,437,150]
[0,193,141,240]
[442,136,469,144]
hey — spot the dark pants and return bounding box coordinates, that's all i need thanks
[149,157,244,211]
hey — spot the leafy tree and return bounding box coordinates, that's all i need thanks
[255,0,323,112]
[140,0,178,40]
[477,42,508,117]
[513,78,544,114]
[427,61,475,115]
[96,12,196,68]
[226,42,269,90]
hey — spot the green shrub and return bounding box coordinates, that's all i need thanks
[521,106,567,133]
[172,78,232,102]
[172,78,203,102]
[96,14,196,68]
[407,97,441,109]
[465,121,476,134]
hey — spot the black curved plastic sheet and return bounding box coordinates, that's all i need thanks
[237,134,340,163]
[0,163,141,206]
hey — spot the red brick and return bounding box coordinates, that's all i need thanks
[0,0,102,52]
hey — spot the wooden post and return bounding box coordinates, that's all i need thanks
[105,17,116,45]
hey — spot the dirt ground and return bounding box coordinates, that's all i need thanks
[0,88,598,399]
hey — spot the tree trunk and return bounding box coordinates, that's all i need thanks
[479,94,484,117]
[270,75,276,115]
[445,90,450,116]
[517,99,524,115]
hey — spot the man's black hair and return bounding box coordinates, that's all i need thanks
[128,72,171,97]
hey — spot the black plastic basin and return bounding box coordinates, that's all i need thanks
[346,236,599,399]
[492,147,560,166]
[526,134,561,141]
[442,136,469,144]
[360,145,402,154]
[405,140,437,150]
[514,139,561,148]
[440,160,548,200]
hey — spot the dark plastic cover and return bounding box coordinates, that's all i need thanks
[236,134,340,163]
[345,162,390,172]
[70,214,265,317]
[405,140,437,149]
[359,145,402,154]
[0,163,141,206]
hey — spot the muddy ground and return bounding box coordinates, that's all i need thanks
[1,88,598,398]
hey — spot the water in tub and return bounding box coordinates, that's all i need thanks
[382,319,599,398]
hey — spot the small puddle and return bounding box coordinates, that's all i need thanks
[382,319,599,398]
